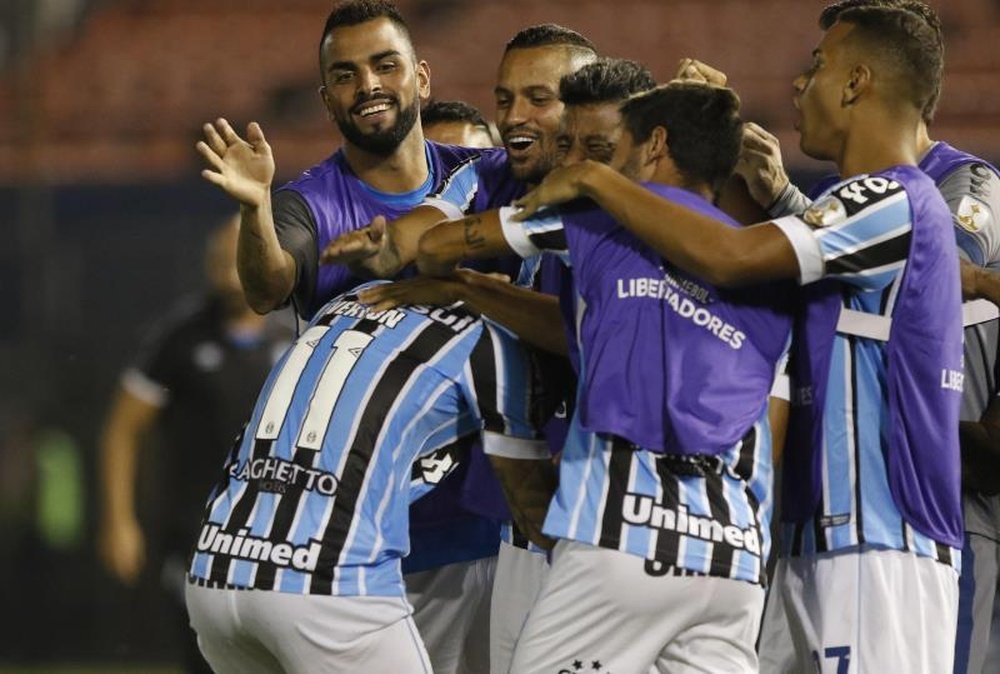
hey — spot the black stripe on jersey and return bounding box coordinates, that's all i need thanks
[935,542,953,568]
[813,488,829,554]
[209,436,274,585]
[468,327,504,433]
[825,231,912,277]
[733,425,757,482]
[246,318,385,591]
[527,229,568,254]
[791,522,805,556]
[653,457,682,564]
[427,153,480,202]
[309,320,471,595]
[703,466,735,577]
[511,521,530,549]
[848,335,865,546]
[598,439,635,550]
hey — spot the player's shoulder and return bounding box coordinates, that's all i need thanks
[278,150,348,194]
[802,171,910,228]
[427,140,493,169]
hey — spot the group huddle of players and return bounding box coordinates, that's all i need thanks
[182,0,1000,672]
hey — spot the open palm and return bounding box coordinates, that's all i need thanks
[196,118,275,207]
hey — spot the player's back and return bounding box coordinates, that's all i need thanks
[188,282,537,597]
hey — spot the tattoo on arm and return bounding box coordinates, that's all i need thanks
[463,216,487,251]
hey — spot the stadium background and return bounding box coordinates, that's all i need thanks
[0,0,997,670]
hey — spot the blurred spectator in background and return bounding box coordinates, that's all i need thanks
[97,215,292,673]
[422,99,498,148]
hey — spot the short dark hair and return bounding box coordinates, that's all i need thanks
[505,23,597,55]
[421,100,490,131]
[559,58,656,107]
[621,82,743,195]
[319,0,412,73]
[819,2,943,122]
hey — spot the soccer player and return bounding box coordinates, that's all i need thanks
[514,4,963,673]
[686,2,1000,669]
[422,99,497,149]
[348,55,655,674]
[98,217,291,674]
[195,3,517,671]
[410,80,794,673]
[184,281,555,673]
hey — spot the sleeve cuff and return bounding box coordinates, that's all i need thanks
[767,182,812,219]
[420,198,464,223]
[498,206,542,259]
[771,216,824,285]
[121,368,168,407]
[482,430,550,460]
[769,373,791,401]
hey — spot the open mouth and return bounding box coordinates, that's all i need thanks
[505,135,536,152]
[354,99,396,118]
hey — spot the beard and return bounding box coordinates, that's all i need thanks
[336,94,420,156]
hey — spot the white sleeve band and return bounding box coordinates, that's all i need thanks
[498,206,543,259]
[482,431,550,460]
[769,373,791,401]
[420,198,463,222]
[771,216,825,285]
[121,368,168,407]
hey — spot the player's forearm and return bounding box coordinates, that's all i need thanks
[488,455,558,551]
[964,264,1000,307]
[237,197,296,313]
[417,211,511,277]
[577,162,794,286]
[457,271,568,356]
[100,420,141,527]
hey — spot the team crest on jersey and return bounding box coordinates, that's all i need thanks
[801,195,847,228]
[956,195,991,233]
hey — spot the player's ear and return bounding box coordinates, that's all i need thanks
[416,60,431,102]
[318,85,335,120]
[647,126,668,166]
[842,64,871,106]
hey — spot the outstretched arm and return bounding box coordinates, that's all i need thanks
[319,206,451,279]
[515,161,799,287]
[359,270,568,355]
[416,211,513,277]
[197,118,295,313]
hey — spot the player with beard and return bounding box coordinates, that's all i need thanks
[195,3,519,673]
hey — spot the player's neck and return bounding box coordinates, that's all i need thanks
[837,109,919,178]
[344,129,430,194]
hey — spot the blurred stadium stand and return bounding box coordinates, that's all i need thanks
[0,0,997,669]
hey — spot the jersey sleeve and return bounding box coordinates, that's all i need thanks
[121,311,188,407]
[938,163,1000,268]
[497,206,570,263]
[272,189,320,315]
[771,175,912,291]
[422,155,484,221]
[459,322,549,460]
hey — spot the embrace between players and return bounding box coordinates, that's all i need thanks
[186,0,1000,672]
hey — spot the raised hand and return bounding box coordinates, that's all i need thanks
[196,118,274,207]
[99,516,145,585]
[736,122,790,208]
[675,58,728,86]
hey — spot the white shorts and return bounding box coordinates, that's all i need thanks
[778,547,959,674]
[757,558,798,674]
[185,583,431,674]
[490,541,550,674]
[405,556,495,674]
[509,539,764,674]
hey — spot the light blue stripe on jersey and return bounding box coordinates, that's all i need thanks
[822,336,858,550]
[430,155,480,211]
[814,191,910,260]
[562,427,607,544]
[487,323,533,438]
[624,452,656,559]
